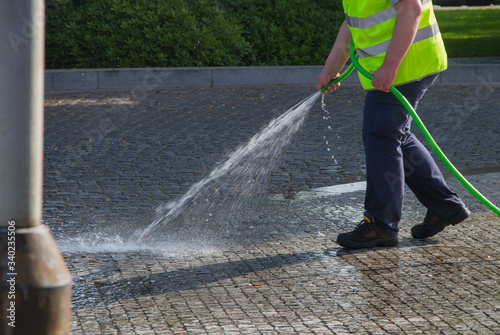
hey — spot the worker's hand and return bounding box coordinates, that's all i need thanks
[370,64,397,93]
[317,72,341,94]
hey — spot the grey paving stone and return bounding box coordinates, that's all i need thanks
[44,83,500,334]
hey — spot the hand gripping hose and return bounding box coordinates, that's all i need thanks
[321,40,500,217]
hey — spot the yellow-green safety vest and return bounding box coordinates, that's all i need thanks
[343,0,447,89]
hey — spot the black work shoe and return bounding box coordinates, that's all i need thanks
[336,213,399,249]
[411,206,470,239]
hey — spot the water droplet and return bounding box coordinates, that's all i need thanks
[134,92,322,243]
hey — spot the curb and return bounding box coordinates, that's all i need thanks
[45,62,500,91]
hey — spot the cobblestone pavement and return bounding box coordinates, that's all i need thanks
[43,83,500,334]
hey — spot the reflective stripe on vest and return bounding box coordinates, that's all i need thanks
[356,22,440,58]
[346,0,431,30]
[343,0,447,89]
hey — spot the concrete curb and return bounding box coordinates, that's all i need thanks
[45,62,500,91]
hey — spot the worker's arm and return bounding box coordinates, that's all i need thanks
[316,21,352,94]
[370,0,422,92]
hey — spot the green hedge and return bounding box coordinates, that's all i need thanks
[46,0,344,69]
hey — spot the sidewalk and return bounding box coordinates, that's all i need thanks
[44,58,500,91]
[44,81,500,334]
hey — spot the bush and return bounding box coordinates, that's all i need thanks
[217,0,344,66]
[45,0,343,69]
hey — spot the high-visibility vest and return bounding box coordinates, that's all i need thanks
[343,0,447,89]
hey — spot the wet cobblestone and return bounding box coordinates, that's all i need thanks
[44,84,500,334]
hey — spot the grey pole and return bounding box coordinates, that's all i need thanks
[0,1,72,334]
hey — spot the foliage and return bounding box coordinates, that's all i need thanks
[45,0,343,69]
[217,0,344,66]
[435,9,500,58]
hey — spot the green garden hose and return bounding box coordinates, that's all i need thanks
[321,62,356,90]
[322,40,500,217]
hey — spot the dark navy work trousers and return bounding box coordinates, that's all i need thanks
[362,73,464,235]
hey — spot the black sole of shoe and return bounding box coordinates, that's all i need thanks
[411,207,471,239]
[449,207,471,226]
[336,236,399,250]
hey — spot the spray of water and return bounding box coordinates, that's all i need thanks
[129,92,321,246]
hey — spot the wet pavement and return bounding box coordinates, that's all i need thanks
[43,83,500,334]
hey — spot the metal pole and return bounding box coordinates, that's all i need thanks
[0,1,72,334]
